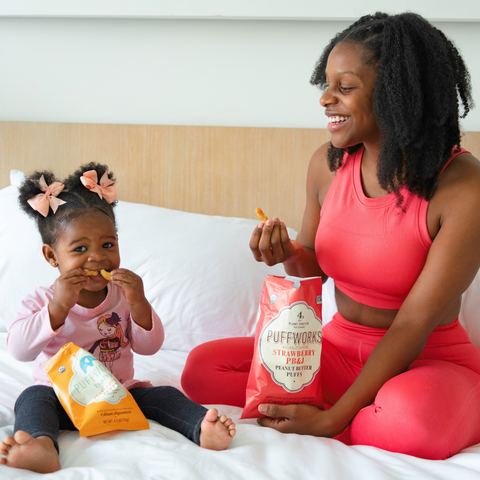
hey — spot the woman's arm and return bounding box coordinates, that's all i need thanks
[259,152,480,436]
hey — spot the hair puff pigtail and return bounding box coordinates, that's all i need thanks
[61,162,117,228]
[63,162,116,200]
[18,171,59,218]
[18,170,67,245]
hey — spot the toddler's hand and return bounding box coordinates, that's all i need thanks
[52,268,89,312]
[111,269,152,330]
[110,269,147,307]
[49,269,89,329]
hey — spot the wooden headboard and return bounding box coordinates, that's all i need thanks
[1,121,479,233]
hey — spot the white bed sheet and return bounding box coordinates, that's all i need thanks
[2,333,480,480]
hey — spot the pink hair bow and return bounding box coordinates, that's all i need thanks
[80,170,116,203]
[27,175,67,217]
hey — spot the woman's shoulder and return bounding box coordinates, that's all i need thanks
[309,142,331,170]
[307,142,337,205]
[436,150,480,195]
[429,150,480,223]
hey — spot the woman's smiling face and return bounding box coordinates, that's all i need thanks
[320,41,381,150]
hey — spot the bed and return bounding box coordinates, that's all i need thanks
[1,121,480,479]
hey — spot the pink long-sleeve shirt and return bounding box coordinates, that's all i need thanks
[7,284,164,389]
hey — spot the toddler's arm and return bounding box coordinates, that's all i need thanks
[7,287,60,362]
[110,268,153,329]
[109,268,165,354]
[128,309,164,355]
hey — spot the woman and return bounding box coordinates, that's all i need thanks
[181,12,480,459]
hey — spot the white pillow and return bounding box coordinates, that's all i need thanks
[459,273,480,349]
[0,170,290,353]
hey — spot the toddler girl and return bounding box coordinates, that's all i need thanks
[0,163,235,474]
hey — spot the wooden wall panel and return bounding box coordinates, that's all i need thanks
[1,121,479,233]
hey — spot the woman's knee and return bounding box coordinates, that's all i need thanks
[349,363,480,459]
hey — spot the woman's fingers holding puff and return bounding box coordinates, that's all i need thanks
[250,218,293,266]
[249,222,266,262]
[257,219,279,266]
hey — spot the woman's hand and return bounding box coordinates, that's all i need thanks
[111,268,152,330]
[257,403,344,438]
[249,218,302,266]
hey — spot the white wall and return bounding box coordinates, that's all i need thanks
[0,14,479,131]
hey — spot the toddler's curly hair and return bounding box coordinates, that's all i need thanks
[18,162,117,246]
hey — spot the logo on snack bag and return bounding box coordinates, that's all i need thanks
[69,348,127,406]
[259,301,322,393]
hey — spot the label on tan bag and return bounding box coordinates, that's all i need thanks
[259,301,322,393]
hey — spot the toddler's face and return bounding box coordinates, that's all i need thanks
[53,210,120,292]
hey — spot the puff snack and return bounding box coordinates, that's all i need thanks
[255,207,268,223]
[85,269,112,281]
[100,269,112,281]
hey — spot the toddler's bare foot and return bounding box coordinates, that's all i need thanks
[0,431,61,473]
[199,408,236,451]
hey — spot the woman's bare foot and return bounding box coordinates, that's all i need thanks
[0,431,61,473]
[199,408,236,450]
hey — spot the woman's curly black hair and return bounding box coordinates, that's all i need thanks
[310,12,474,201]
[18,162,117,246]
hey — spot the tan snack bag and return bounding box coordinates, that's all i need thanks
[44,342,149,437]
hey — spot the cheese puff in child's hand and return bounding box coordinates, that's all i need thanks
[100,269,112,281]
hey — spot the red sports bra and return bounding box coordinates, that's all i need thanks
[315,146,468,309]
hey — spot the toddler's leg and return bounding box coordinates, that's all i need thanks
[0,385,74,473]
[348,360,480,459]
[181,337,254,407]
[130,386,235,450]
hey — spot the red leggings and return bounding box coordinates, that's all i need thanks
[181,314,480,459]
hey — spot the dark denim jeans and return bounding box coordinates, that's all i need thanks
[14,385,207,451]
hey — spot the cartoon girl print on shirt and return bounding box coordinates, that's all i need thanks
[88,312,129,372]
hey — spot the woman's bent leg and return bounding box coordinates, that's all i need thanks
[348,360,480,459]
[181,337,254,407]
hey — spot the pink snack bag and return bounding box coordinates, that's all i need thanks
[241,275,323,419]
